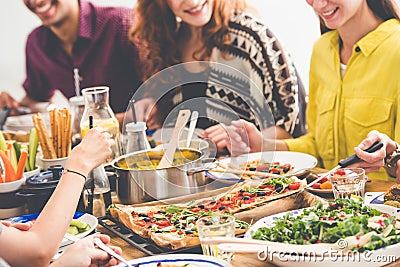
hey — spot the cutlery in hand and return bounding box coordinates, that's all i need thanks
[306,141,383,189]
[94,237,130,267]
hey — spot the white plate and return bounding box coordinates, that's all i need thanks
[207,151,317,181]
[6,212,97,247]
[117,254,232,267]
[364,192,385,205]
[60,213,97,246]
[244,205,400,267]
[4,112,50,132]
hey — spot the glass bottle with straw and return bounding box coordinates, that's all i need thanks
[69,68,85,146]
[80,86,121,160]
[83,115,111,217]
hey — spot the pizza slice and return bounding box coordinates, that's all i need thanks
[241,159,294,175]
[109,203,249,250]
[192,176,306,214]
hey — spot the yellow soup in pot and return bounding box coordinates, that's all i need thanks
[116,149,201,170]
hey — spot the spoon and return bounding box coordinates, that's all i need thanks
[186,111,198,147]
[157,110,191,168]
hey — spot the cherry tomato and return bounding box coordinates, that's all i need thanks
[335,169,346,176]
[319,177,328,183]
[134,220,146,227]
[190,207,202,213]
[155,219,171,227]
[312,183,321,189]
[288,182,301,190]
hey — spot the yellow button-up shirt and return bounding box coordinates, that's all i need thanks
[285,19,400,180]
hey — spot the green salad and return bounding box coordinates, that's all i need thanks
[251,198,400,251]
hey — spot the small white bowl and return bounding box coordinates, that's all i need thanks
[24,166,41,179]
[39,156,69,171]
[0,178,26,193]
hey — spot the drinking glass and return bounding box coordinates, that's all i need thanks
[196,214,235,262]
[330,168,367,199]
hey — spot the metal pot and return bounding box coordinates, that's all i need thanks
[111,148,208,204]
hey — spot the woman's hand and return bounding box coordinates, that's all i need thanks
[353,130,398,175]
[200,124,231,154]
[50,234,122,267]
[1,221,33,231]
[65,128,115,176]
[219,120,263,156]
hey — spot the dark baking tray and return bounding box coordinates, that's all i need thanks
[98,215,203,256]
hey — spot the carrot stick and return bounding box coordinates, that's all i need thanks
[16,150,28,180]
[0,150,16,182]
[0,171,4,183]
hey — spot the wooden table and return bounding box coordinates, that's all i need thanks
[99,173,397,266]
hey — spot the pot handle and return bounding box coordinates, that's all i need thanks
[187,158,217,175]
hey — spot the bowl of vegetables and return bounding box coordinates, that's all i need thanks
[0,128,39,193]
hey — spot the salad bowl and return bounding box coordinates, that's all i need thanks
[245,199,400,267]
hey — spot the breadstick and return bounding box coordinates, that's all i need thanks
[38,113,57,159]
[49,109,55,152]
[62,109,68,157]
[66,110,72,156]
[33,114,53,159]
[57,110,62,158]
[32,114,49,159]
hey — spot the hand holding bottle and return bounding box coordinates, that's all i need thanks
[65,128,114,177]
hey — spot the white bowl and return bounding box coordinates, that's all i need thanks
[24,166,41,179]
[0,177,26,193]
[39,156,69,171]
[4,112,50,133]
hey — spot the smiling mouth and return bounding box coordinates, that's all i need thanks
[185,0,207,15]
[322,7,339,17]
[28,0,55,15]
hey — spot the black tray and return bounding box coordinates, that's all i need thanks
[98,215,203,256]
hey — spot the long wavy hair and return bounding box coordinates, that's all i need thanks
[131,0,246,81]
[320,0,400,34]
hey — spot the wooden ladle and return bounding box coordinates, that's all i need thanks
[157,110,191,168]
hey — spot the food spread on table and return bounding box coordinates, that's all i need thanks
[109,176,306,249]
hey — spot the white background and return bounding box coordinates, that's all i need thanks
[0,1,321,101]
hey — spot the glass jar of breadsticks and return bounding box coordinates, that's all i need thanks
[32,108,72,163]
[80,86,121,161]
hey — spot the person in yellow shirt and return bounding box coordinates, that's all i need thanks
[224,0,400,181]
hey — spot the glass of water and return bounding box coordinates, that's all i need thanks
[196,214,235,262]
[330,168,367,199]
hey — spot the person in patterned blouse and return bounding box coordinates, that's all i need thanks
[130,0,306,153]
